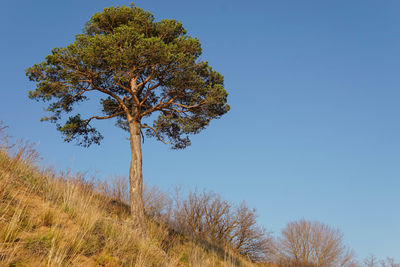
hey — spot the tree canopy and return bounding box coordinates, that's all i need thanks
[27,4,229,149]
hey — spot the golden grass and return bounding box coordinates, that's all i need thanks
[0,140,260,267]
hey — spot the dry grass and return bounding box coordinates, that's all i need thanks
[0,123,259,267]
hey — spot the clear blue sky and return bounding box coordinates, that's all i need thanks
[1,0,399,261]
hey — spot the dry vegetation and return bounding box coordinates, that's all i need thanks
[272,220,355,267]
[0,122,272,266]
[1,121,399,267]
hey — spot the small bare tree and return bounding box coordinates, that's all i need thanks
[274,219,354,267]
[173,190,272,262]
[97,176,172,222]
[380,257,400,267]
[363,255,400,267]
[97,175,130,203]
[364,255,378,267]
[143,184,172,223]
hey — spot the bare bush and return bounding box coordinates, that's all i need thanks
[143,184,172,223]
[274,219,354,267]
[97,175,130,203]
[0,121,40,175]
[89,176,273,262]
[362,255,400,267]
[0,121,12,151]
[364,255,379,267]
[230,202,273,261]
[380,257,400,267]
[97,176,172,222]
[173,189,272,262]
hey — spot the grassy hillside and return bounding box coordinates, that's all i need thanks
[0,135,274,266]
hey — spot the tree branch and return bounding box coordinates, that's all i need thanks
[160,107,190,114]
[171,101,206,110]
[57,57,133,118]
[139,81,162,105]
[137,66,156,89]
[113,80,134,95]
[139,96,177,118]
[138,62,179,105]
[86,111,125,124]
[88,80,131,116]
[141,123,168,144]
[69,88,93,101]
[50,87,93,111]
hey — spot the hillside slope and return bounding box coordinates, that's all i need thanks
[0,141,275,266]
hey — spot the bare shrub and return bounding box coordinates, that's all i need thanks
[173,189,206,236]
[97,176,172,222]
[230,202,273,262]
[173,189,272,262]
[274,219,354,267]
[361,255,400,267]
[97,175,129,203]
[363,254,379,267]
[11,140,40,165]
[143,184,172,223]
[380,257,400,267]
[3,122,36,157]
[0,121,13,151]
[0,121,40,175]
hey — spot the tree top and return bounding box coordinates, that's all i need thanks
[27,3,230,149]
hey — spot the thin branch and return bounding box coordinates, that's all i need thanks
[160,107,190,114]
[86,111,125,124]
[69,88,94,101]
[141,124,168,144]
[113,80,134,95]
[88,80,130,115]
[58,57,133,118]
[137,66,156,89]
[138,62,178,104]
[139,96,176,118]
[171,101,206,109]
[140,128,145,143]
[139,81,162,105]
[50,87,93,111]
[77,79,91,83]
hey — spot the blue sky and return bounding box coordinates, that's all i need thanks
[1,0,400,261]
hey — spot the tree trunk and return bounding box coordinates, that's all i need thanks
[128,121,146,234]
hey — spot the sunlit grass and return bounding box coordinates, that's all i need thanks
[0,123,263,267]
